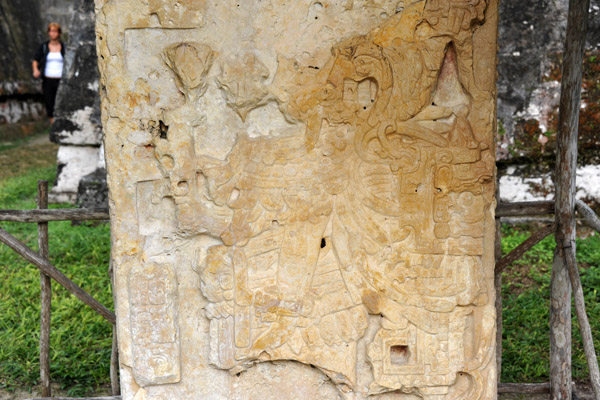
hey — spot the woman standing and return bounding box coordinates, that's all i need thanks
[32,22,64,124]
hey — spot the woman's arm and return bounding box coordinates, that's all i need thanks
[32,60,41,78]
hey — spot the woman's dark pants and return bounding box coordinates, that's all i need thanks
[42,77,61,118]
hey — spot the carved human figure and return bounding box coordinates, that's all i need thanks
[150,42,232,236]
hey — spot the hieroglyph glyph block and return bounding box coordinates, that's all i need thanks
[96,1,498,399]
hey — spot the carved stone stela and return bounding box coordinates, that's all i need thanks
[96,1,498,399]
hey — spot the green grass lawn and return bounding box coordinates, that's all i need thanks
[0,130,599,395]
[501,225,600,383]
[0,132,113,396]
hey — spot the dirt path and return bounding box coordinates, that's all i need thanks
[0,133,58,180]
[24,134,51,147]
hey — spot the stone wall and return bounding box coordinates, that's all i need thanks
[40,0,76,30]
[0,0,44,124]
[497,0,600,143]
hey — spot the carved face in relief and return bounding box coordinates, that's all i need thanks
[162,42,213,102]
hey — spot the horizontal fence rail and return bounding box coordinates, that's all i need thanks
[0,202,565,222]
[0,208,109,223]
[2,201,596,224]
[497,382,588,397]
[3,201,598,224]
[495,201,555,217]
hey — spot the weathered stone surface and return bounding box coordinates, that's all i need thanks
[77,167,108,209]
[496,0,600,157]
[0,0,45,123]
[0,0,43,86]
[52,145,102,203]
[40,0,77,31]
[96,1,498,399]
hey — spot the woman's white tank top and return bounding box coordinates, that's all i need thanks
[44,51,63,78]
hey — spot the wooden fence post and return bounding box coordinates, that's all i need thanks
[494,182,503,381]
[110,326,120,396]
[494,219,502,381]
[564,246,600,399]
[550,248,571,399]
[552,0,591,399]
[109,259,120,396]
[37,181,51,397]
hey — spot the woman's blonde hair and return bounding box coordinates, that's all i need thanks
[47,22,61,35]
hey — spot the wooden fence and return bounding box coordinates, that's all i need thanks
[0,181,118,399]
[495,200,600,399]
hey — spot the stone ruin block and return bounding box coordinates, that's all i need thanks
[96,1,499,399]
[52,145,103,203]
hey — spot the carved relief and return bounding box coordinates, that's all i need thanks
[128,262,180,386]
[163,42,213,103]
[141,2,495,396]
[99,0,498,398]
[217,54,272,121]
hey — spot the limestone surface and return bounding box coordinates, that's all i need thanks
[96,1,499,399]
